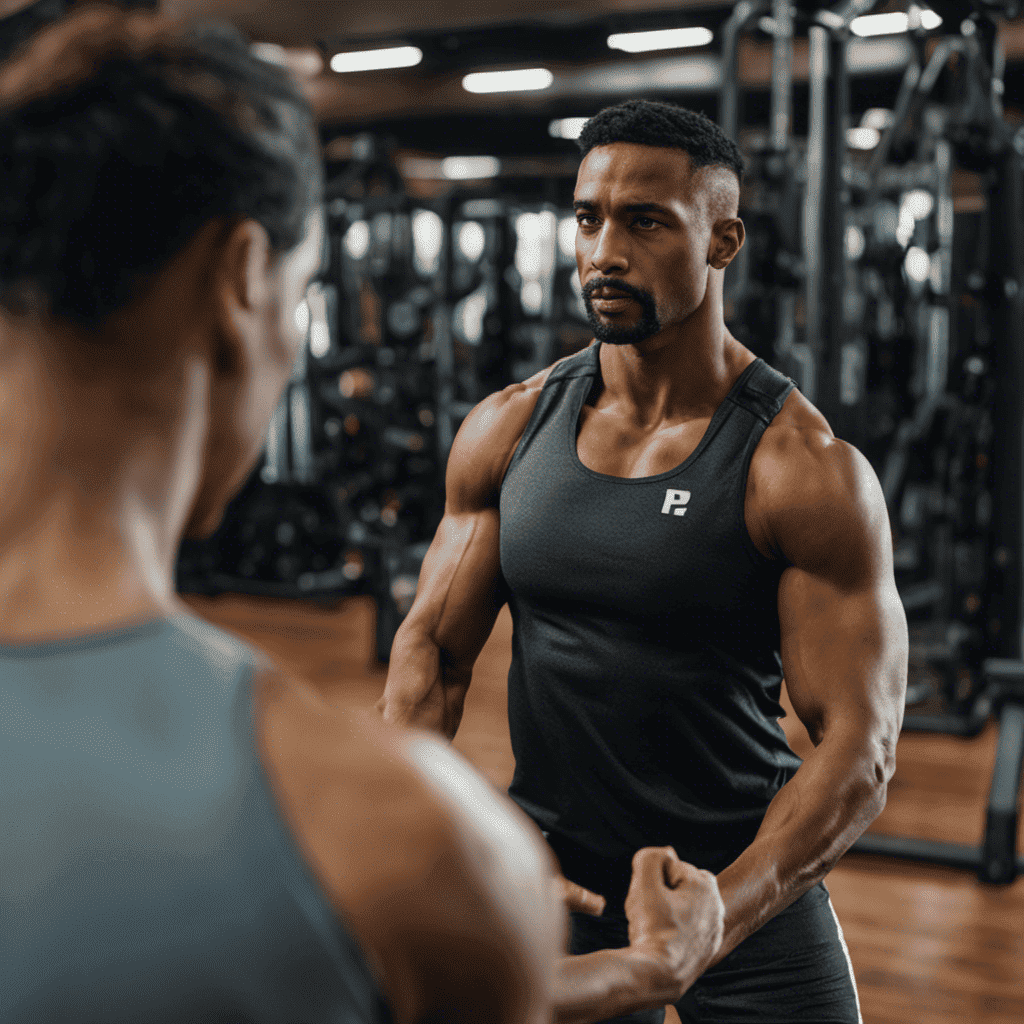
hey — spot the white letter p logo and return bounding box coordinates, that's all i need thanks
[661,489,691,516]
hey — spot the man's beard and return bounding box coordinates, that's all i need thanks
[581,277,661,346]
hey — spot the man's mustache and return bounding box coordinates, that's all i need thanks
[582,277,655,306]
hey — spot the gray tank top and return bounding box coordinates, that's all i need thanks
[0,614,392,1024]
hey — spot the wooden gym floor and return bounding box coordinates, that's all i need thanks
[185,593,1024,1024]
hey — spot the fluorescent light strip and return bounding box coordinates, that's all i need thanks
[329,45,422,73]
[441,156,501,180]
[463,68,554,94]
[851,9,941,37]
[549,117,589,140]
[607,27,713,53]
[252,42,288,66]
[252,43,324,77]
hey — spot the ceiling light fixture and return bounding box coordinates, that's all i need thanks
[329,45,423,73]
[252,43,324,77]
[462,68,554,94]
[607,27,713,53]
[441,156,502,179]
[850,7,942,37]
[548,117,589,140]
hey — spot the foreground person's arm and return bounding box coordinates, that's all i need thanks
[554,848,724,1024]
[257,674,561,1024]
[409,740,725,1024]
[265,672,724,1023]
[713,424,908,965]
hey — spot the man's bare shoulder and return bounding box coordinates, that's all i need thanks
[447,350,586,508]
[750,389,890,574]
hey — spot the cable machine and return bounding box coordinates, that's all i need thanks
[811,0,1024,883]
[721,0,1024,883]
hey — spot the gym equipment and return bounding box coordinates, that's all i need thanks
[716,0,1023,880]
[720,0,810,378]
[837,0,1024,883]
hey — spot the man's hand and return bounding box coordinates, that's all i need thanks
[554,874,606,917]
[624,847,724,1001]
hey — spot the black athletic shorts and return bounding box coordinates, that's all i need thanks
[551,836,862,1024]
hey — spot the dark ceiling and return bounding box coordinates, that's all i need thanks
[166,0,736,48]
[131,3,1024,155]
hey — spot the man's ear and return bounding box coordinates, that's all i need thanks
[709,217,745,270]
[213,219,273,374]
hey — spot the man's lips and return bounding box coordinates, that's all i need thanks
[591,291,635,313]
[591,285,633,299]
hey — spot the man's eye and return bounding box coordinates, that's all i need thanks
[634,217,657,228]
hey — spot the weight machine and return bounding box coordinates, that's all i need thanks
[801,0,1024,882]
[721,0,1024,882]
[849,5,1024,881]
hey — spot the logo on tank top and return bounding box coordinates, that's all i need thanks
[661,489,691,516]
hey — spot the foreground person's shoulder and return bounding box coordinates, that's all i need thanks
[254,672,558,1024]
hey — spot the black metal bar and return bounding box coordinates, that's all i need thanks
[803,24,848,415]
[769,0,794,151]
[434,196,457,465]
[718,0,770,142]
[985,140,1024,661]
[980,701,1024,882]
[849,832,984,872]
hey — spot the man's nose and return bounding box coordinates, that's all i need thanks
[587,222,629,276]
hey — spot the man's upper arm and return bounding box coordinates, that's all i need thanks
[763,431,908,752]
[397,377,544,669]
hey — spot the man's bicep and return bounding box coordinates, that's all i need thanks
[398,383,537,663]
[779,568,907,744]
[774,442,908,743]
[400,506,506,666]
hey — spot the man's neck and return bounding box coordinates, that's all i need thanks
[596,319,745,426]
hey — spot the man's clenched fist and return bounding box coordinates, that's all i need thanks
[624,846,724,1002]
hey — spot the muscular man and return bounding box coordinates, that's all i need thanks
[380,99,909,1023]
[0,14,722,1024]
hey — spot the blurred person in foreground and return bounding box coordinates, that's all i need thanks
[0,8,724,1023]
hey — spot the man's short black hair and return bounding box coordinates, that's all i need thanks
[577,99,744,183]
[0,8,322,327]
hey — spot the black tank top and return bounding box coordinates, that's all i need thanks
[500,343,804,871]
[0,614,392,1024]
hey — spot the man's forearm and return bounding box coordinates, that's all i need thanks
[378,622,469,738]
[554,947,683,1024]
[713,729,889,966]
